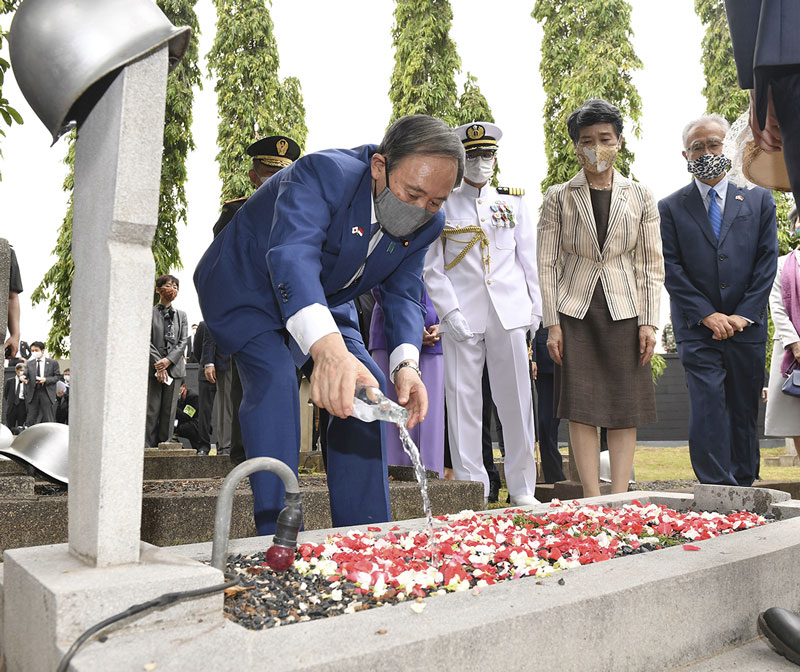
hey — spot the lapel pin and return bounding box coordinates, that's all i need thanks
[735,194,744,201]
[352,226,363,237]
[387,241,396,254]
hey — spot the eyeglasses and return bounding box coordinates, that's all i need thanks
[687,139,723,154]
[466,150,496,161]
[160,283,178,290]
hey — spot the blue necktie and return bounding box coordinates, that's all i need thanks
[708,188,722,240]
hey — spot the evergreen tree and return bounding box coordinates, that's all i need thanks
[0,0,22,181]
[208,0,307,203]
[454,73,494,126]
[31,1,201,356]
[532,0,643,193]
[389,0,461,125]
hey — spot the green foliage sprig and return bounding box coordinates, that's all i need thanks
[532,0,643,193]
[208,0,307,203]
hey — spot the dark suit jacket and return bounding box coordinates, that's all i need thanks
[659,180,778,343]
[4,375,26,413]
[194,145,445,359]
[726,0,800,128]
[201,324,231,372]
[24,357,60,404]
[149,304,189,379]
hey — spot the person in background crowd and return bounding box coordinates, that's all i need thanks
[186,323,198,363]
[4,244,22,360]
[202,325,232,456]
[24,341,60,425]
[660,113,776,488]
[56,367,70,424]
[532,324,566,483]
[195,115,463,534]
[424,121,542,506]
[192,320,214,456]
[3,362,27,429]
[210,134,303,467]
[539,99,664,498]
[174,382,200,452]
[369,286,445,477]
[145,275,189,448]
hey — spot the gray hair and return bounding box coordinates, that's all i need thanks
[377,115,465,189]
[682,114,730,149]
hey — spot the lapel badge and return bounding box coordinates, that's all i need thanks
[735,194,744,201]
[387,241,396,254]
[351,226,363,237]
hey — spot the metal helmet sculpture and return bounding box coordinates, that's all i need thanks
[0,423,69,484]
[8,0,191,144]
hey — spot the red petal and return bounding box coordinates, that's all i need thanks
[682,544,701,551]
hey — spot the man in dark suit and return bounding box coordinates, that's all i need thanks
[533,325,565,483]
[24,341,60,425]
[195,115,463,535]
[192,321,215,456]
[145,274,189,447]
[659,114,778,488]
[201,325,232,455]
[3,362,27,428]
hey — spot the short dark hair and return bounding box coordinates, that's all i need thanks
[155,274,179,289]
[377,115,465,189]
[15,363,24,372]
[30,341,45,350]
[567,99,624,144]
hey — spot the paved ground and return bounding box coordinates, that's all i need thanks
[674,636,797,670]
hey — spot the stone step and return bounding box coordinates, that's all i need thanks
[673,635,796,670]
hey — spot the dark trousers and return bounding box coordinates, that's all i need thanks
[25,387,55,425]
[534,371,565,483]
[144,375,183,447]
[772,72,800,205]
[235,329,390,535]
[176,420,200,452]
[229,357,245,463]
[481,365,502,488]
[677,339,765,487]
[196,377,216,452]
[6,400,26,428]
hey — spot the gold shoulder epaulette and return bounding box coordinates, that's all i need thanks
[496,186,525,196]
[223,197,248,205]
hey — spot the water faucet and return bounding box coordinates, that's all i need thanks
[211,457,303,573]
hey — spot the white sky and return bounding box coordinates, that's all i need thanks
[0,0,705,351]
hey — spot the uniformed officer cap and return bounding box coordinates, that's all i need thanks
[246,135,301,169]
[455,121,502,152]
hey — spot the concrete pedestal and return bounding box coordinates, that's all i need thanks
[2,542,222,672]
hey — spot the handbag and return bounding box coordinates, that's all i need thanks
[781,360,800,397]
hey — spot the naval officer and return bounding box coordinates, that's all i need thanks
[423,121,542,505]
[195,115,464,534]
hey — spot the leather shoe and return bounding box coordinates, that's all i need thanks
[758,607,800,666]
[509,494,541,507]
[488,481,500,503]
[195,448,209,456]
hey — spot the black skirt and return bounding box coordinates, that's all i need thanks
[554,285,657,428]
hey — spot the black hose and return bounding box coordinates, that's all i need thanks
[56,574,240,672]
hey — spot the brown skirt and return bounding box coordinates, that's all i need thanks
[554,285,657,428]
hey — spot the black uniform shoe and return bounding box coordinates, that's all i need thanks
[195,448,209,456]
[488,480,500,503]
[758,607,800,666]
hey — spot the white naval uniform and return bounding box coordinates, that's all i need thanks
[423,181,542,498]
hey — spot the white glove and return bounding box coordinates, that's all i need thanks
[444,309,473,342]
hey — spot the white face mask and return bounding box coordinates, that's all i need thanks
[464,157,495,185]
[32,351,43,360]
[64,375,70,383]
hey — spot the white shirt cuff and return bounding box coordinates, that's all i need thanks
[389,344,419,383]
[285,303,339,355]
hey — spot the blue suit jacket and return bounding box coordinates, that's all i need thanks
[658,180,777,343]
[194,145,444,358]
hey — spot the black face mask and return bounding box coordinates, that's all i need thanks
[373,167,434,237]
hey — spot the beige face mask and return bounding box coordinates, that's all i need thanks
[578,144,619,174]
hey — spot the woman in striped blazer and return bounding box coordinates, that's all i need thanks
[537,99,664,497]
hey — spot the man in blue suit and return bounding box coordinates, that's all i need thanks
[195,115,464,534]
[659,114,778,488]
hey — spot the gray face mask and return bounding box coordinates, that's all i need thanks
[374,171,435,238]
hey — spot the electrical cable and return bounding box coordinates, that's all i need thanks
[56,573,240,672]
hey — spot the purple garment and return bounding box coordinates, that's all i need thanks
[781,249,800,374]
[369,288,442,355]
[370,348,445,477]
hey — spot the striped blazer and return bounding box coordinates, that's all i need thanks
[537,169,664,328]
